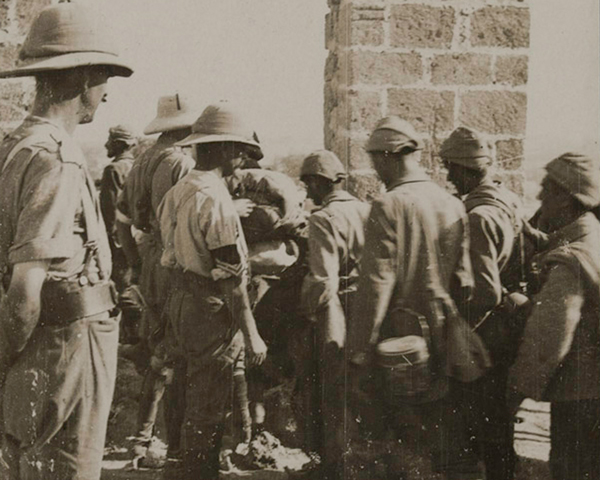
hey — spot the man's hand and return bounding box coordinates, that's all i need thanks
[233,198,256,218]
[245,332,267,366]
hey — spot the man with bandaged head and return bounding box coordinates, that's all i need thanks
[440,127,525,480]
[348,117,482,480]
[508,153,600,480]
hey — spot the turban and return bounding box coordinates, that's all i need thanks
[439,127,492,170]
[545,152,600,208]
[366,116,423,154]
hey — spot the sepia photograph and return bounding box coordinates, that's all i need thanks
[0,0,598,479]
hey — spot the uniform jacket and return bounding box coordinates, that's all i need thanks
[347,171,473,359]
[100,151,134,244]
[509,212,600,402]
[301,190,370,346]
[464,182,522,322]
[116,134,194,234]
[0,116,111,282]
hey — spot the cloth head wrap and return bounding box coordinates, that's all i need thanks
[545,152,600,208]
[366,116,423,154]
[439,127,492,170]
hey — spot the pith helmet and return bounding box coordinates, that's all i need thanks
[366,116,423,154]
[300,150,347,182]
[440,127,492,170]
[176,102,263,160]
[144,94,202,135]
[0,3,133,79]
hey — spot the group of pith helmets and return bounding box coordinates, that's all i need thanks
[1,2,598,207]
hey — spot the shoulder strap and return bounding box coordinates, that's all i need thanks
[0,133,52,175]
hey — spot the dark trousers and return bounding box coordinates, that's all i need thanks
[166,275,245,479]
[316,337,348,480]
[2,314,118,480]
[550,399,600,480]
[458,365,517,480]
[353,373,484,480]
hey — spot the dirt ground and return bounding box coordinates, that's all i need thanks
[101,353,552,480]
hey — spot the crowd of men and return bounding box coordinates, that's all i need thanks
[0,4,598,480]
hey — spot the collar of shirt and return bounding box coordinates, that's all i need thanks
[24,115,69,141]
[321,189,357,208]
[546,212,598,250]
[386,170,430,192]
[113,151,135,162]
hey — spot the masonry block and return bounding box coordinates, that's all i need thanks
[1,0,13,31]
[348,170,383,202]
[498,171,525,197]
[351,5,385,46]
[459,90,527,135]
[351,51,422,85]
[349,89,382,134]
[471,7,530,49]
[431,53,492,86]
[0,42,20,71]
[388,88,455,133]
[0,81,31,122]
[390,5,455,49]
[495,55,528,86]
[496,139,524,170]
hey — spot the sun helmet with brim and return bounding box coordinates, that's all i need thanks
[0,3,133,79]
[176,103,263,160]
[143,94,202,135]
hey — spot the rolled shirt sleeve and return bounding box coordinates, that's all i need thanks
[198,194,247,280]
[9,151,81,265]
[508,263,585,400]
[301,213,340,317]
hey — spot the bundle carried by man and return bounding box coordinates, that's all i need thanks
[226,167,308,275]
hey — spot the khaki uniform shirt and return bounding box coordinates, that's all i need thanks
[509,212,600,402]
[116,134,194,233]
[348,172,473,357]
[0,116,110,281]
[157,170,248,280]
[301,191,370,346]
[464,182,522,322]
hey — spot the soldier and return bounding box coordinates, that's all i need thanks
[115,94,199,462]
[100,124,138,292]
[0,4,132,480]
[299,150,369,480]
[439,127,523,480]
[347,117,483,480]
[508,153,600,480]
[157,103,267,479]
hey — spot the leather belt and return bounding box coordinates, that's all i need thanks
[40,281,116,326]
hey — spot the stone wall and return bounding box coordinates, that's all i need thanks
[324,0,530,199]
[0,0,56,138]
